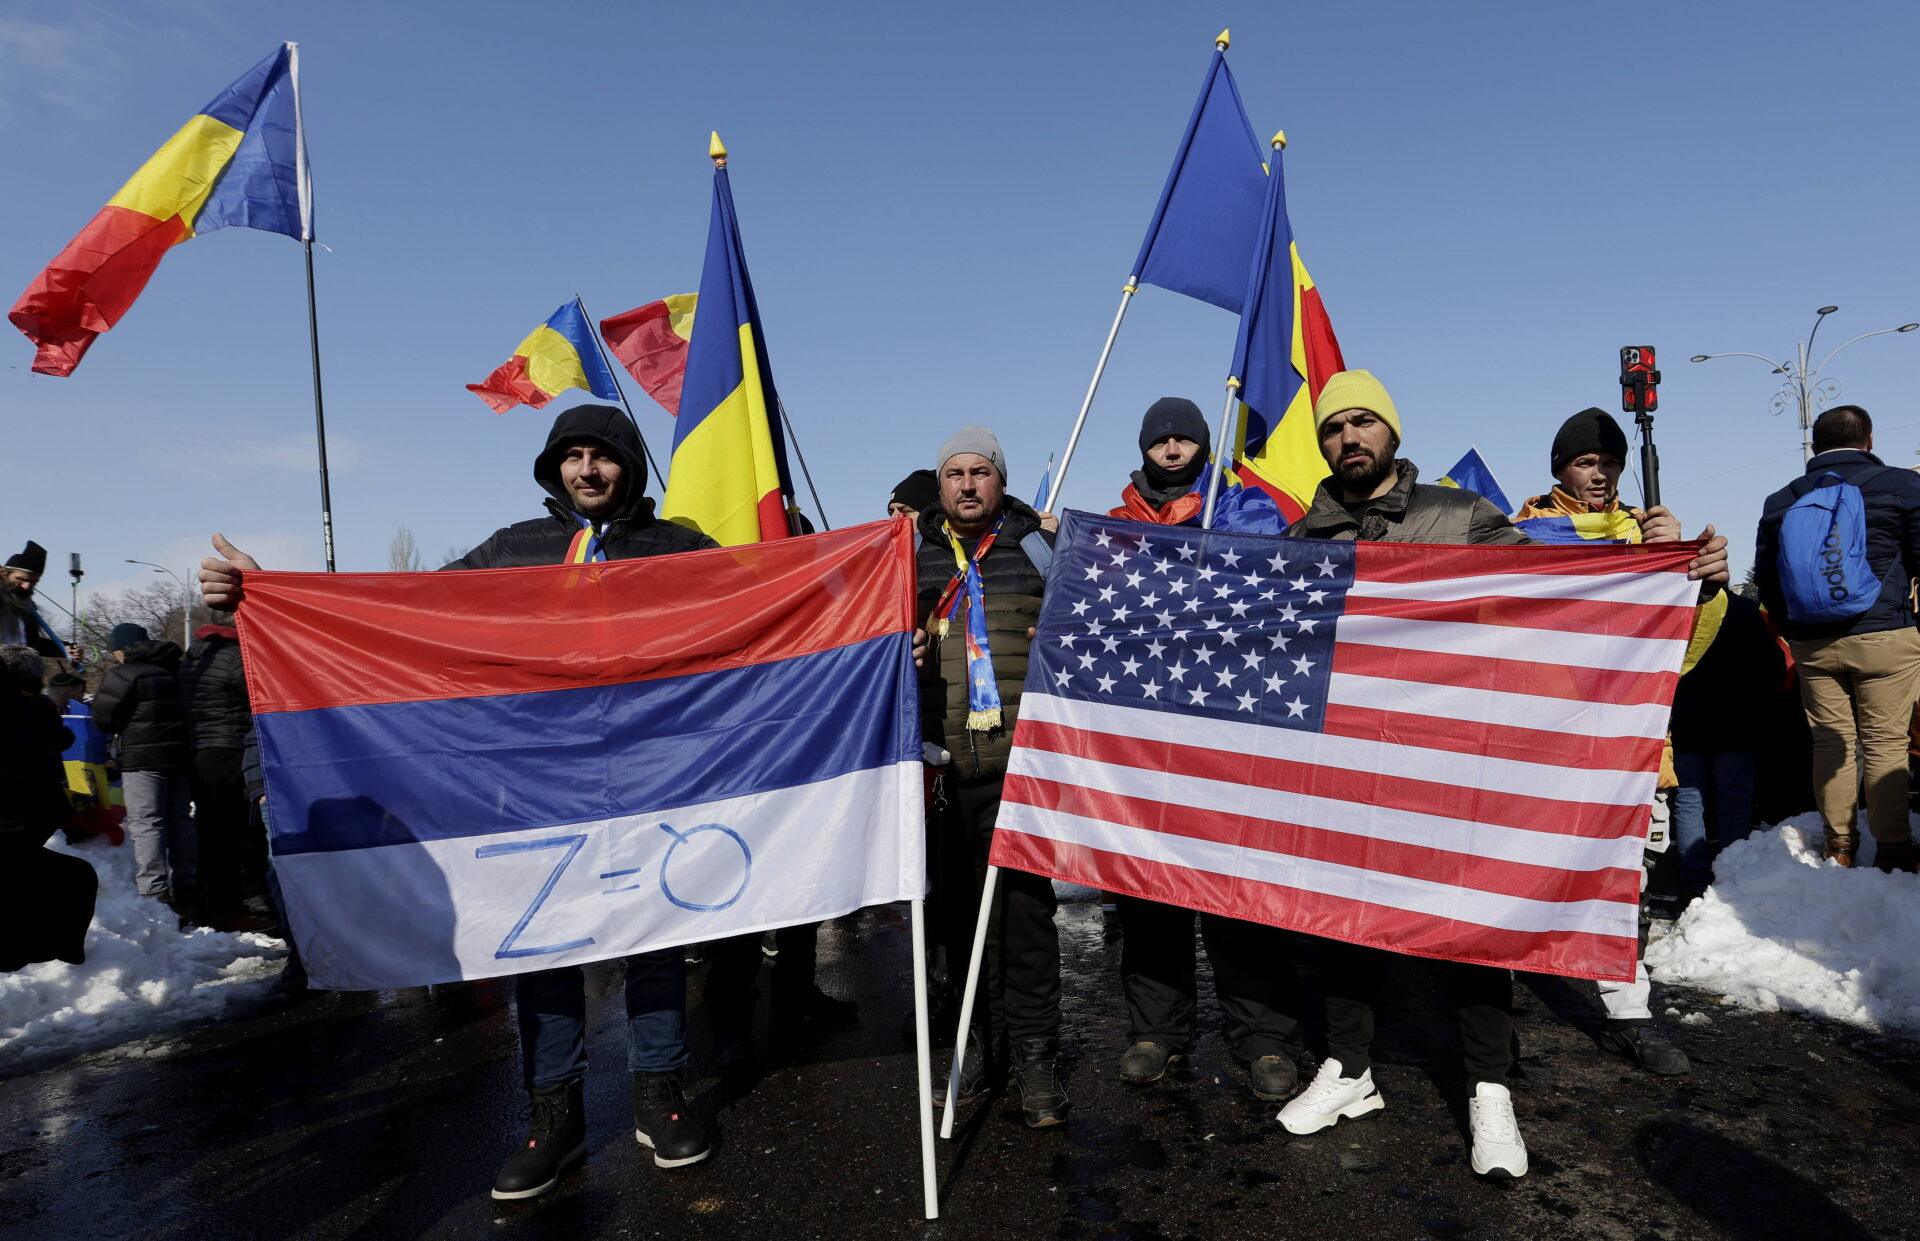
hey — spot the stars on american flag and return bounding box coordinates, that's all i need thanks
[1036,519,1355,728]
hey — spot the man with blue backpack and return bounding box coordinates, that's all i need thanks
[1755,405,1920,872]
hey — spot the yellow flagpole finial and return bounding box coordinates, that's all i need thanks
[1271,129,1287,150]
[1215,28,1231,50]
[709,131,728,166]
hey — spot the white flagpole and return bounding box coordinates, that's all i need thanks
[939,864,998,1140]
[1198,379,1241,530]
[1043,281,1138,513]
[909,899,940,1218]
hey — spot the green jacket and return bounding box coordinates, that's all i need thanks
[1288,459,1529,546]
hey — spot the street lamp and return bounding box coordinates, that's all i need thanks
[1691,305,1920,463]
[125,559,192,651]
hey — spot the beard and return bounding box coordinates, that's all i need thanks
[1335,448,1396,494]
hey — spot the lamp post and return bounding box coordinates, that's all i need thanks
[1691,306,1919,463]
[125,559,192,651]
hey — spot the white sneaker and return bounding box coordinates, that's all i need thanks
[1468,1081,1528,1178]
[1276,1058,1385,1134]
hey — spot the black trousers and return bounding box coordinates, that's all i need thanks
[1320,940,1514,1087]
[933,776,1060,1050]
[1117,895,1304,1060]
[704,921,822,1051]
[190,746,263,909]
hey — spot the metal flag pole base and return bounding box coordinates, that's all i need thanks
[940,863,1000,1140]
[1198,381,1241,530]
[1046,282,1138,513]
[909,899,940,1219]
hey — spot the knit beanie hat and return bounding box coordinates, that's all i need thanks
[888,469,940,513]
[107,623,149,652]
[1312,370,1402,441]
[5,541,46,575]
[1137,397,1211,455]
[936,425,1007,482]
[1550,407,1629,474]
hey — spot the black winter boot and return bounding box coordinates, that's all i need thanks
[632,1072,712,1168]
[934,1032,999,1108]
[1247,1054,1299,1101]
[1598,1018,1691,1076]
[492,1082,587,1200]
[1118,1040,1179,1086]
[1013,1037,1069,1128]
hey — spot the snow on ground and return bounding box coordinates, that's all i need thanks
[1647,815,1920,1035]
[0,837,288,1075]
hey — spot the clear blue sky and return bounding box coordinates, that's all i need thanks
[5,2,1918,611]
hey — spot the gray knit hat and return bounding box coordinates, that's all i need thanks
[936,424,1007,482]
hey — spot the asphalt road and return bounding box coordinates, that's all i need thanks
[3,890,1917,1241]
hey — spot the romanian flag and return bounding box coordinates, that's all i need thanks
[602,293,697,415]
[9,43,310,376]
[466,298,622,415]
[660,137,794,547]
[1437,447,1514,516]
[1227,137,1346,525]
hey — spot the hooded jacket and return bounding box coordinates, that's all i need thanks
[1288,460,1529,546]
[915,497,1054,782]
[179,624,250,751]
[1109,463,1285,534]
[1754,448,1920,641]
[445,404,715,569]
[90,638,190,770]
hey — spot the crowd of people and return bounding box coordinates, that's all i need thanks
[5,369,1917,1201]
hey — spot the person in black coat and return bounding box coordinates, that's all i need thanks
[180,620,268,926]
[92,623,194,905]
[197,403,716,1201]
[0,645,98,972]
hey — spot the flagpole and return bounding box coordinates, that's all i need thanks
[287,43,336,573]
[1199,379,1241,529]
[940,864,997,1140]
[777,398,831,530]
[1045,281,1138,513]
[575,293,669,491]
[909,898,940,1218]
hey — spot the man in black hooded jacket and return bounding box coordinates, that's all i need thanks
[199,404,715,1201]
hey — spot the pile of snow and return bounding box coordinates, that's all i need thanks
[1647,815,1920,1035]
[0,836,288,1074]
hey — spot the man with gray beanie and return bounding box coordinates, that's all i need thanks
[917,424,1069,1128]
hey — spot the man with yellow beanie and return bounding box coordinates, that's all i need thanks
[1276,370,1729,1180]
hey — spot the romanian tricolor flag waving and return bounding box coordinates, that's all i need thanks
[660,134,796,547]
[9,43,310,376]
[466,298,622,415]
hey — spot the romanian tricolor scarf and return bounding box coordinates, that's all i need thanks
[1512,488,1644,545]
[564,513,608,564]
[932,518,1004,732]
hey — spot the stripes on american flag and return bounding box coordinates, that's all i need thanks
[989,511,1701,982]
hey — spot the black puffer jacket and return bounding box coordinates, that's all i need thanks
[179,625,251,751]
[446,404,714,569]
[915,498,1054,782]
[91,639,190,771]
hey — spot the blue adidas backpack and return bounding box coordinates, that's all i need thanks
[1777,470,1879,623]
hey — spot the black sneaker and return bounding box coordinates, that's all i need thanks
[492,1082,587,1200]
[1014,1038,1069,1128]
[1247,1054,1299,1101]
[934,1034,998,1108]
[1118,1040,1180,1086]
[632,1072,711,1168]
[1598,1019,1691,1076]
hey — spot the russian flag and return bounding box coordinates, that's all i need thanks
[237,521,926,990]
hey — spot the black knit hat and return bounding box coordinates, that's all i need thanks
[888,469,939,514]
[1138,397,1210,456]
[1550,408,1630,475]
[5,541,46,575]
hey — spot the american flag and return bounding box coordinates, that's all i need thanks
[989,511,1702,982]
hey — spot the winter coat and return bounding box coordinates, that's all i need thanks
[179,625,250,751]
[915,498,1053,782]
[446,403,715,569]
[1669,593,1789,754]
[1287,460,1529,546]
[1753,448,1920,641]
[1108,464,1286,534]
[1,692,74,849]
[90,639,190,771]
[1511,486,1647,544]
[0,691,96,973]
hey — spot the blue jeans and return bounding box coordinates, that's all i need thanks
[1671,751,1757,885]
[516,949,688,1092]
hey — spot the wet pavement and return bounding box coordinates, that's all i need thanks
[3,890,1918,1241]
